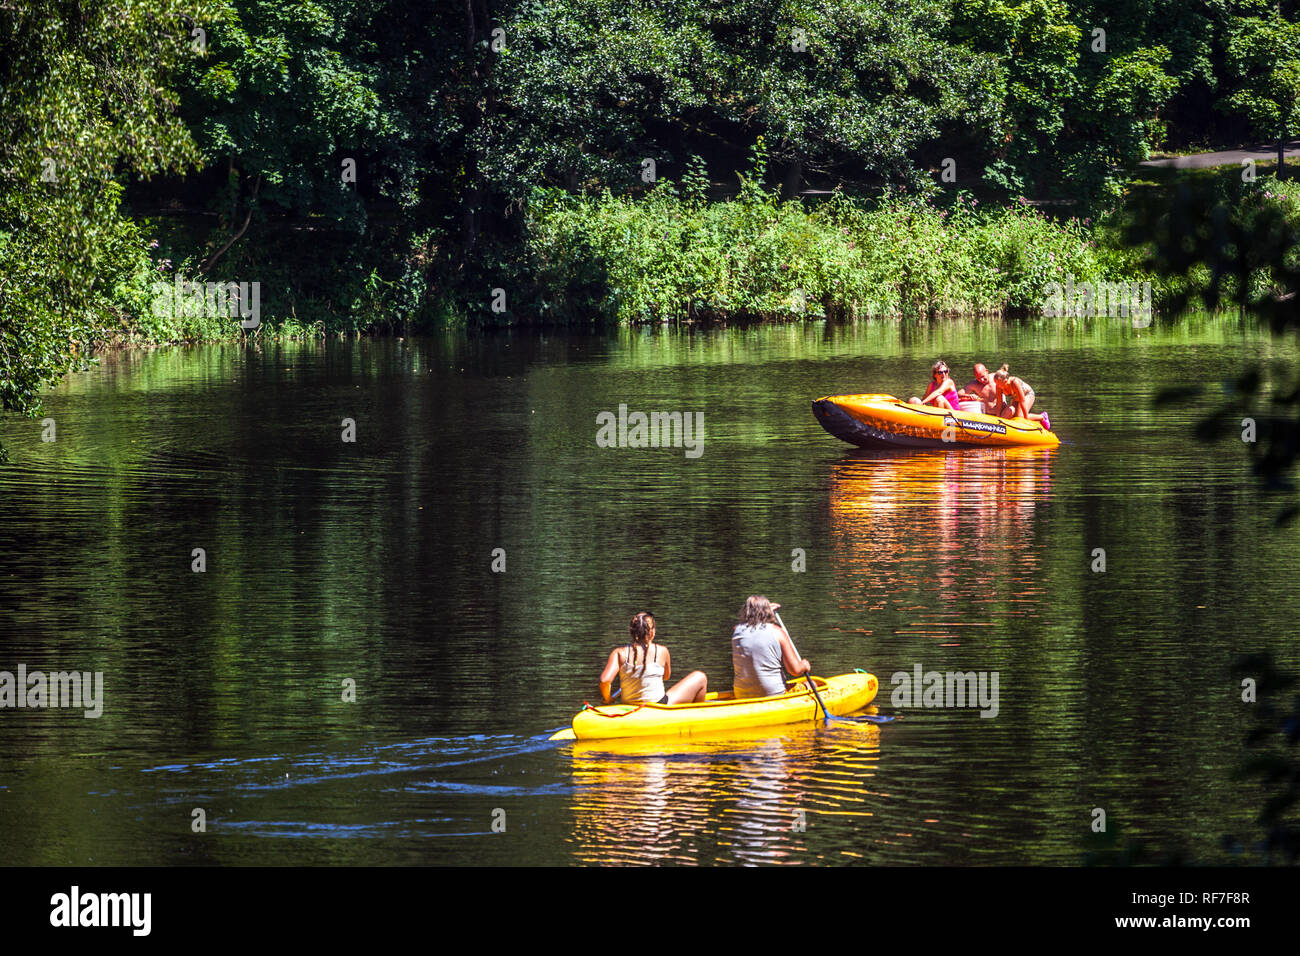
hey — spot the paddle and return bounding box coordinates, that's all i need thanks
[774,609,832,722]
[774,609,895,725]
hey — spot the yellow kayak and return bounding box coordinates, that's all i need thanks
[549,672,879,741]
[812,393,1059,449]
[566,718,883,757]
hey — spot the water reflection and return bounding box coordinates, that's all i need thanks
[2,320,1287,866]
[828,448,1055,621]
[566,722,881,865]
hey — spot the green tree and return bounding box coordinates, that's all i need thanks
[1223,10,1300,178]
[0,1,219,458]
[953,0,1180,204]
[485,0,1002,200]
[951,0,1080,195]
[168,1,487,324]
[178,0,388,269]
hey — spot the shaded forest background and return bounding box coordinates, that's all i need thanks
[4,0,1300,412]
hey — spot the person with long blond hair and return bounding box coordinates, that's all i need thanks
[992,364,1052,431]
[730,596,810,699]
[598,611,708,705]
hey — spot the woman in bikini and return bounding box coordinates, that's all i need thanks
[992,365,1052,431]
[909,360,960,411]
[598,611,708,705]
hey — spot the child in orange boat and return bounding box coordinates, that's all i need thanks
[993,365,1052,431]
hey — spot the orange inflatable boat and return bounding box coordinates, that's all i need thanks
[812,393,1059,449]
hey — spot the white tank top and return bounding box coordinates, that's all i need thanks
[619,644,665,703]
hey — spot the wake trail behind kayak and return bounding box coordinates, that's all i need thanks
[130,732,564,801]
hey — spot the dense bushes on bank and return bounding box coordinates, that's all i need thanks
[525,153,1135,323]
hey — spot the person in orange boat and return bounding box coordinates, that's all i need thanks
[731,596,810,699]
[958,363,999,415]
[599,611,708,705]
[993,365,1052,431]
[908,360,960,411]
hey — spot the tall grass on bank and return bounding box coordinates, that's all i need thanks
[111,216,452,345]
[1242,177,1300,307]
[525,160,1139,324]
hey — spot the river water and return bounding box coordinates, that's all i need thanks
[1,315,1296,865]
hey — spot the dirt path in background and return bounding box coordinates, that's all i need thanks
[1142,140,1300,169]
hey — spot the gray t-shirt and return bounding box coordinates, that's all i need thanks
[732,622,787,698]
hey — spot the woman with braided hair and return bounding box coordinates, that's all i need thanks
[598,611,708,705]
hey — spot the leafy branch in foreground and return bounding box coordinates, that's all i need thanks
[1228,654,1300,864]
[1126,174,1300,522]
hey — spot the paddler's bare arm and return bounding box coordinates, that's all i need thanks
[775,626,811,676]
[598,648,621,703]
[920,381,945,404]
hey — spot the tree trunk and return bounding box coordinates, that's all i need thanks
[204,175,260,274]
[460,0,493,249]
[781,160,804,200]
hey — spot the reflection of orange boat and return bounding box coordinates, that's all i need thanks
[828,446,1053,513]
[813,394,1059,449]
[827,448,1054,604]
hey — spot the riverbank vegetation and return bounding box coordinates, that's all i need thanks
[527,141,1130,322]
[4,1,1300,425]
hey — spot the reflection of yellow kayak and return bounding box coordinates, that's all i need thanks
[567,719,883,864]
[550,673,878,741]
[813,393,1059,449]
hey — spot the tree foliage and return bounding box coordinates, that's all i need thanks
[0,1,220,455]
[1223,9,1300,166]
[4,0,1300,375]
[488,0,1002,199]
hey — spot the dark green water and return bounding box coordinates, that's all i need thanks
[1,316,1296,865]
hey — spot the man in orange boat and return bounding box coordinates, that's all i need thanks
[908,360,960,411]
[732,596,810,699]
[958,363,999,415]
[993,364,1052,431]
